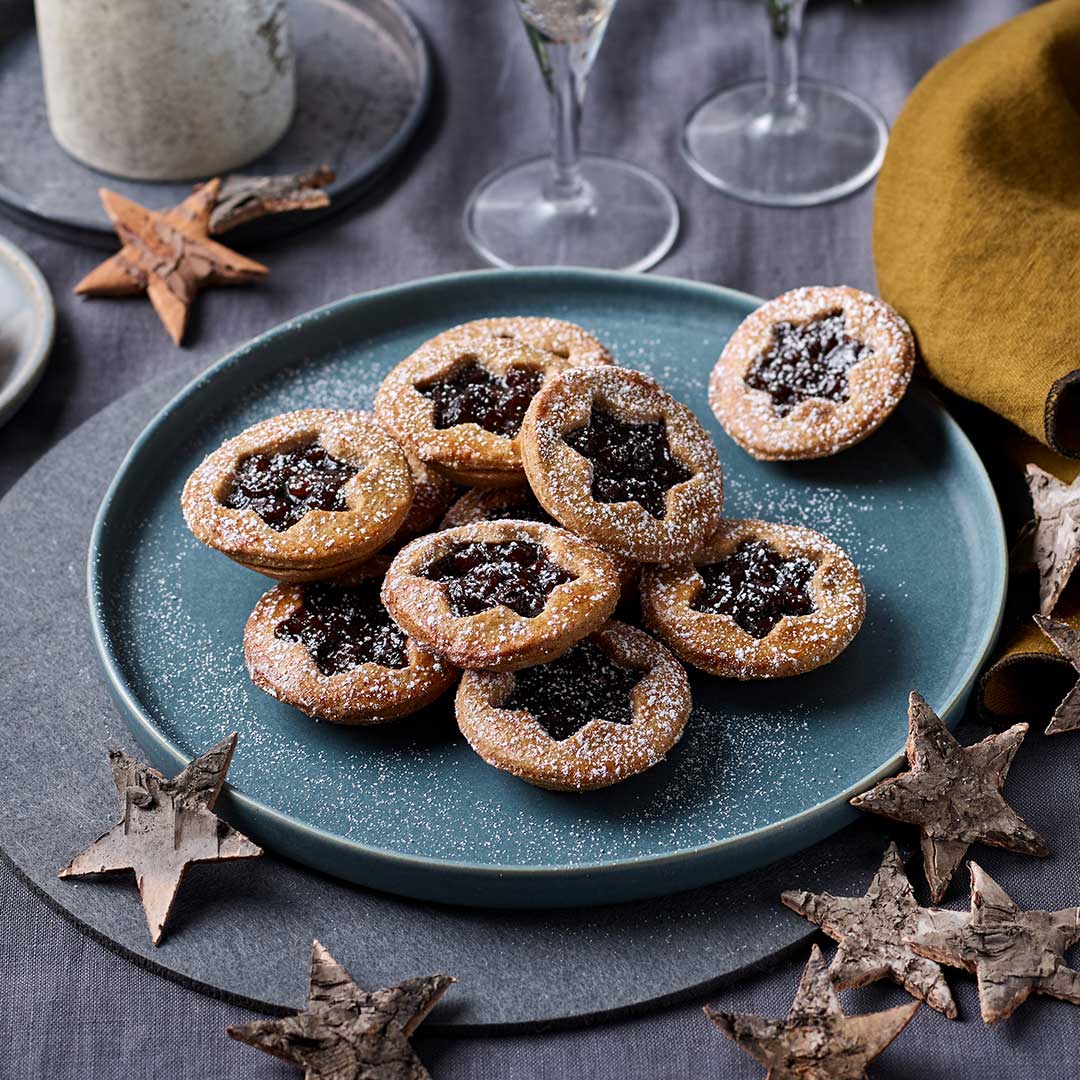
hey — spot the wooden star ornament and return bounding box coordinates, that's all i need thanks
[1033,613,1080,734]
[907,862,1080,1024]
[704,945,919,1080]
[74,179,268,345]
[782,841,956,1017]
[850,691,1047,902]
[228,940,453,1079]
[59,733,262,944]
[1023,464,1080,615]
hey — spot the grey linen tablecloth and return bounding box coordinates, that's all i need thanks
[4,0,1076,1076]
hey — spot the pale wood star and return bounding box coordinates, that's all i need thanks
[907,862,1080,1024]
[228,940,453,1079]
[782,841,956,1017]
[704,944,919,1080]
[74,179,268,345]
[1024,464,1080,615]
[59,733,261,944]
[1033,613,1080,734]
[850,691,1047,902]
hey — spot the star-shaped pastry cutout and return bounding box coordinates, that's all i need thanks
[907,862,1080,1024]
[1033,613,1080,734]
[781,841,956,1017]
[74,179,268,345]
[1023,464,1080,615]
[228,940,453,1079]
[850,691,1047,902]
[59,733,261,944]
[704,944,919,1080]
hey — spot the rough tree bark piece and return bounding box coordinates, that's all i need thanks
[704,944,919,1080]
[58,733,262,945]
[228,940,453,1079]
[781,841,956,1017]
[74,180,269,346]
[850,691,1047,903]
[210,165,335,233]
[1024,464,1080,615]
[1033,613,1080,734]
[906,862,1080,1025]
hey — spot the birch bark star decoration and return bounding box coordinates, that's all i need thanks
[1024,464,1080,615]
[1033,613,1080,734]
[58,733,262,944]
[704,944,919,1080]
[227,940,454,1080]
[74,178,268,346]
[849,691,1047,902]
[907,862,1080,1025]
[781,841,957,1017]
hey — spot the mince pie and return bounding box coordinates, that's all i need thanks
[396,451,457,541]
[374,331,588,487]
[521,366,726,562]
[182,409,413,581]
[381,520,620,672]
[244,566,457,724]
[640,519,865,679]
[455,619,691,791]
[709,286,915,461]
[424,316,613,369]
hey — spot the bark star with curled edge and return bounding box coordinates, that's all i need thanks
[58,733,262,944]
[1033,613,1080,734]
[704,944,919,1079]
[1024,464,1080,616]
[850,691,1047,902]
[907,862,1080,1025]
[781,841,956,1017]
[228,940,454,1079]
[74,179,268,346]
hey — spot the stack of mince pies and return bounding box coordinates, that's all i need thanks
[182,292,914,793]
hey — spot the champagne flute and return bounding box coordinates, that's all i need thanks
[463,0,679,271]
[682,0,887,206]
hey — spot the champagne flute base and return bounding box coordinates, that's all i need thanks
[463,154,679,272]
[681,78,887,207]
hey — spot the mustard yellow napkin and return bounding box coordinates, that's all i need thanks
[873,0,1080,458]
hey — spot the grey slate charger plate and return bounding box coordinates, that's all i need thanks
[0,269,1005,1028]
[0,0,431,248]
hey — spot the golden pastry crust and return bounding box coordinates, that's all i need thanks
[520,366,726,563]
[640,518,865,680]
[374,335,581,487]
[243,571,458,724]
[381,520,621,672]
[425,316,613,368]
[455,620,691,791]
[709,286,916,461]
[181,409,413,582]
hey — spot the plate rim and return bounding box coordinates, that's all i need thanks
[0,0,433,247]
[86,267,1009,887]
[0,233,55,428]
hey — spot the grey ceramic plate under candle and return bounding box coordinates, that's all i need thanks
[0,0,430,247]
[87,269,1009,909]
[0,233,54,428]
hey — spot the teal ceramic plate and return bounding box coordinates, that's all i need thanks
[88,269,1007,908]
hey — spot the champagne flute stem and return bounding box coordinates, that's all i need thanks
[542,41,588,202]
[764,0,807,114]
